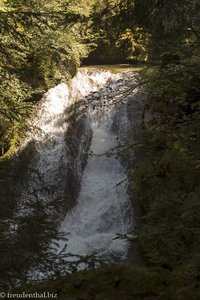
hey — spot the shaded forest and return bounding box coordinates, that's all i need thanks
[0,0,200,299]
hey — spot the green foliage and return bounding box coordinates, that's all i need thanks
[0,0,92,157]
[116,27,150,61]
[134,0,200,58]
[15,264,200,300]
[126,2,200,292]
[85,0,149,63]
[131,51,200,280]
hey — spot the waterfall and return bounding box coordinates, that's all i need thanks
[12,69,113,220]
[7,67,142,280]
[52,69,136,262]
[56,109,133,261]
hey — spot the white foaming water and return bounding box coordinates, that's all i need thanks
[54,70,135,261]
[12,69,113,220]
[14,68,134,265]
[35,83,70,137]
[70,69,113,99]
[29,70,113,142]
[57,111,133,260]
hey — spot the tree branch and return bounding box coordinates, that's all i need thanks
[0,109,14,124]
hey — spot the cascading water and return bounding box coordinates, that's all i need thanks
[11,69,113,221]
[56,108,134,261]
[6,67,143,282]
[51,69,140,265]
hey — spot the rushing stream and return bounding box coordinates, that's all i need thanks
[3,67,145,284]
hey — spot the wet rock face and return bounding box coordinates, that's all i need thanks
[64,115,92,213]
[110,74,146,169]
[143,106,154,127]
[142,103,163,129]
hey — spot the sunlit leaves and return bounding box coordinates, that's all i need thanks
[0,0,93,156]
[116,27,150,61]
